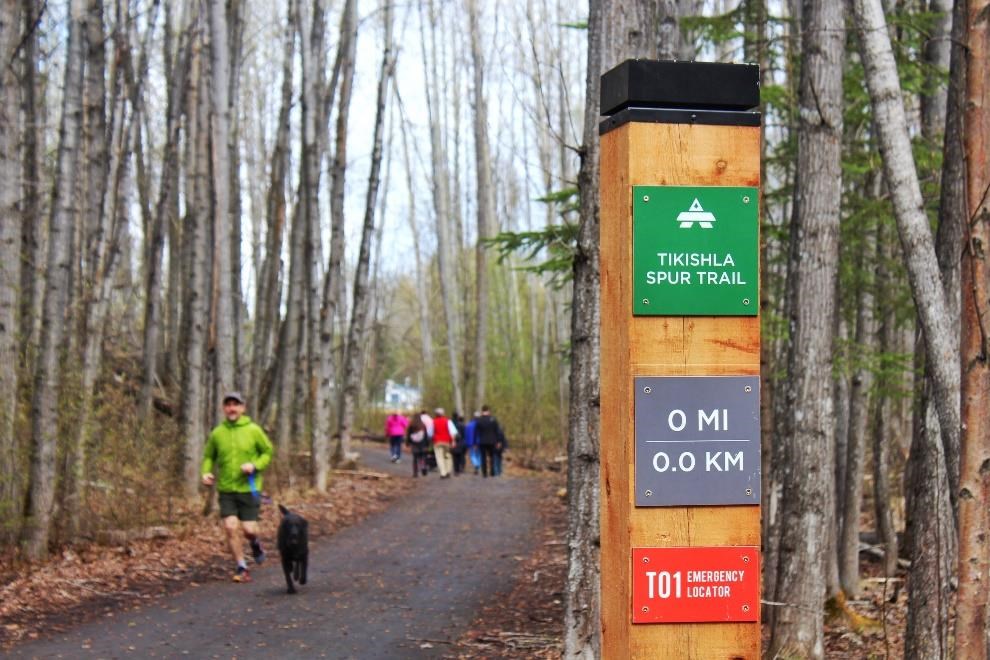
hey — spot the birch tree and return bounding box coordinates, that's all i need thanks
[326,0,357,466]
[468,0,494,413]
[207,0,237,392]
[297,0,327,482]
[22,0,86,560]
[768,0,843,656]
[179,24,211,497]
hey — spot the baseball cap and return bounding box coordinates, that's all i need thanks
[223,391,245,404]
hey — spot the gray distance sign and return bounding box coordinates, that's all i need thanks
[635,376,760,507]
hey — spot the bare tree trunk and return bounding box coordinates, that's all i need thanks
[872,222,899,578]
[206,0,236,392]
[225,0,245,371]
[769,0,844,656]
[251,0,294,417]
[905,0,966,654]
[852,0,960,479]
[18,0,42,365]
[324,0,356,466]
[0,0,23,542]
[291,0,326,487]
[297,0,327,482]
[163,1,192,393]
[337,0,394,473]
[21,0,86,560]
[467,0,494,414]
[564,0,603,656]
[955,1,990,654]
[421,0,464,416]
[839,208,877,597]
[179,24,210,498]
[906,387,956,659]
[922,0,952,140]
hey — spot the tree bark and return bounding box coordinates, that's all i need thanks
[904,0,966,654]
[657,0,679,59]
[206,0,236,392]
[769,0,843,656]
[0,0,23,542]
[467,0,494,414]
[179,23,211,499]
[324,0,356,466]
[922,0,952,141]
[872,224,898,579]
[22,0,86,560]
[906,386,956,659]
[838,197,878,597]
[955,1,990,655]
[18,0,42,365]
[564,0,604,656]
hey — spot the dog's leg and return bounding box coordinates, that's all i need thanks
[282,557,297,594]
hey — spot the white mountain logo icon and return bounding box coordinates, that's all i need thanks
[676,198,716,229]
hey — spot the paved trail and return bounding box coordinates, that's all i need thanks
[11,443,540,659]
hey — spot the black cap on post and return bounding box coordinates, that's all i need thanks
[600,60,760,133]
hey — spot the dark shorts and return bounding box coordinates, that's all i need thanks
[219,491,260,521]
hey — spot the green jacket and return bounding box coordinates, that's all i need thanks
[201,415,274,493]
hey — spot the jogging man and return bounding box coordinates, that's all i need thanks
[201,391,274,582]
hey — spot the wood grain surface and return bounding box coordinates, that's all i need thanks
[599,120,761,659]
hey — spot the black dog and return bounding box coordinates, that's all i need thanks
[277,504,309,594]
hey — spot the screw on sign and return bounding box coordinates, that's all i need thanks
[631,546,760,624]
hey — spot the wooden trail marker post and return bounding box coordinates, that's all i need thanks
[598,60,762,658]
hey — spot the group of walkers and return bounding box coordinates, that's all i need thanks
[384,406,508,479]
[198,391,511,585]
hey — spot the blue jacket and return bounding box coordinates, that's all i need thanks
[464,419,478,447]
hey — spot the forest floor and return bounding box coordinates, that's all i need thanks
[0,441,909,658]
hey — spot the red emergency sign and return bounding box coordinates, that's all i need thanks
[631,546,759,624]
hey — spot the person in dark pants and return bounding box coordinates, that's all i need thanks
[474,404,506,478]
[405,414,430,477]
[451,412,467,475]
[384,410,408,462]
[492,433,508,476]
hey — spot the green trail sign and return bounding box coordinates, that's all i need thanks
[632,185,759,316]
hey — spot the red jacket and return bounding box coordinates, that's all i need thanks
[433,416,453,445]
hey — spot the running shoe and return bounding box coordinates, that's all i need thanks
[233,566,252,582]
[250,540,266,565]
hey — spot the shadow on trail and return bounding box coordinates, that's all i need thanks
[10,442,541,659]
